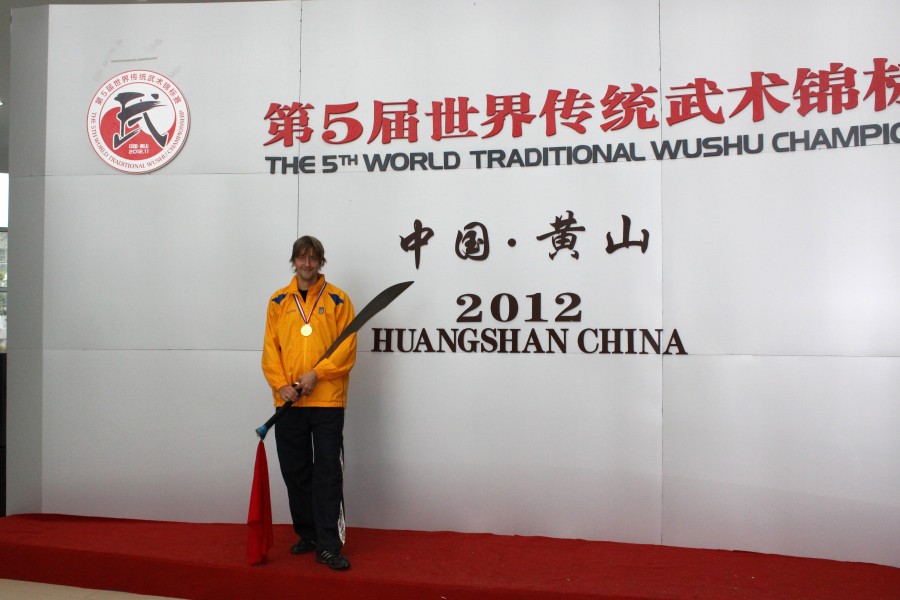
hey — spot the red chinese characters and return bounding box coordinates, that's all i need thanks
[600,84,659,131]
[263,102,314,146]
[864,58,900,111]
[793,62,859,115]
[540,89,595,135]
[263,57,900,147]
[728,72,790,122]
[426,98,480,140]
[481,93,536,138]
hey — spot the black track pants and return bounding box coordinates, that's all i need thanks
[274,406,346,553]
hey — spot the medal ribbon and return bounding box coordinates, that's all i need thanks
[294,282,327,330]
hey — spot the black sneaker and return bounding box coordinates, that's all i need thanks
[290,538,317,554]
[316,549,350,570]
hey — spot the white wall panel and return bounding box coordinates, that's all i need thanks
[42,173,298,350]
[662,355,900,566]
[662,146,900,356]
[8,176,46,351]
[41,348,277,522]
[5,350,44,514]
[299,0,661,156]
[346,352,663,543]
[660,0,900,138]
[7,5,49,514]
[9,5,48,178]
[45,1,301,177]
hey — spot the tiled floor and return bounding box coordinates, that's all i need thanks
[0,579,183,599]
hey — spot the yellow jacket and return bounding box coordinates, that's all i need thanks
[261,274,356,408]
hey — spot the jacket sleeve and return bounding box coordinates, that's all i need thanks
[314,293,357,381]
[261,298,291,392]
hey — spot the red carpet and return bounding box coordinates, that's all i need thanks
[0,514,898,599]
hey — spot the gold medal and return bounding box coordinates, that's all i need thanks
[294,282,326,339]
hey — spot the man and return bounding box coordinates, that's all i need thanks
[261,236,356,571]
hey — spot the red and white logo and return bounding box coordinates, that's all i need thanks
[87,70,190,174]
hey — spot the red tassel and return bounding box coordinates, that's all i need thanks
[246,440,274,565]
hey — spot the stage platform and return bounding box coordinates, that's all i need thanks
[0,514,897,599]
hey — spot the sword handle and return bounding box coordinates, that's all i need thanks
[255,399,294,440]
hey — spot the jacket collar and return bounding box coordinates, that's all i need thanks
[291,273,325,297]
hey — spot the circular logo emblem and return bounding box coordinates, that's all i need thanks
[87,70,190,173]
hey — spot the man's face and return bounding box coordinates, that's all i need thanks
[293,252,321,289]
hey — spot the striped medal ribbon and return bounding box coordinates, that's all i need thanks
[293,283,326,337]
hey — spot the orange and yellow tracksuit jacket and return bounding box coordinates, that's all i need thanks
[261,274,356,408]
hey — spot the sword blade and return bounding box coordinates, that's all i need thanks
[318,280,414,362]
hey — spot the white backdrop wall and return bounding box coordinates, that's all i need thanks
[7,0,900,568]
